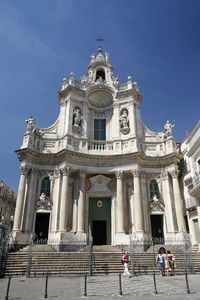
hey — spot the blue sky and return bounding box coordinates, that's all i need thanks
[0,0,200,193]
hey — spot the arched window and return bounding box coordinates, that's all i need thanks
[95,69,105,81]
[41,177,50,197]
[150,180,159,199]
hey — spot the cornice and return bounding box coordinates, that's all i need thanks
[15,147,180,169]
[186,120,200,144]
[58,85,86,102]
[186,136,200,157]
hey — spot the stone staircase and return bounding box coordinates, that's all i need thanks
[3,245,200,277]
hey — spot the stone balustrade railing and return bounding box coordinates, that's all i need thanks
[118,83,129,91]
[88,140,113,151]
[22,132,176,157]
[62,79,131,92]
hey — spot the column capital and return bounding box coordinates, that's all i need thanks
[113,102,119,109]
[115,170,123,179]
[161,170,169,181]
[79,169,86,178]
[54,167,61,178]
[131,168,141,177]
[61,166,70,176]
[19,165,29,176]
[169,169,179,178]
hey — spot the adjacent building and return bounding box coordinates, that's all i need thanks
[181,121,200,248]
[0,180,16,237]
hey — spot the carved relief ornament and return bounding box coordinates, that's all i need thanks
[131,169,141,177]
[36,193,52,211]
[19,165,29,176]
[161,171,169,181]
[115,170,123,180]
[61,166,70,176]
[150,195,165,214]
[169,169,179,178]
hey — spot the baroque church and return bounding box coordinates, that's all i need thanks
[13,48,190,247]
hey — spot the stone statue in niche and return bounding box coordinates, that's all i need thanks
[72,107,82,133]
[25,115,35,133]
[119,109,130,134]
[96,76,104,88]
[164,120,175,136]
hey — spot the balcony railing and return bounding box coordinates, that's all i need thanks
[185,197,197,210]
[188,172,200,191]
[118,83,128,91]
[188,171,200,198]
[88,140,113,151]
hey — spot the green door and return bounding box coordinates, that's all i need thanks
[193,219,200,243]
[89,197,111,245]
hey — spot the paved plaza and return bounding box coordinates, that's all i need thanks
[0,274,200,300]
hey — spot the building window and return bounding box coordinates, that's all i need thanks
[94,119,106,140]
[41,177,50,197]
[95,69,105,81]
[150,180,159,199]
[198,159,200,171]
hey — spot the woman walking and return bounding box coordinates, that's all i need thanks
[167,251,176,276]
[122,250,131,278]
[156,250,164,277]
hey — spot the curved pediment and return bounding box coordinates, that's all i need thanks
[89,175,112,192]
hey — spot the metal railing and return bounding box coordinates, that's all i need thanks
[128,236,195,275]
[188,171,200,192]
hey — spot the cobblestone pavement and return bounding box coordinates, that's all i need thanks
[0,274,200,300]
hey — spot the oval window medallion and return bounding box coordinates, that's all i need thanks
[97,200,103,208]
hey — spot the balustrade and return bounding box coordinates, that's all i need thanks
[88,141,113,151]
[118,83,128,91]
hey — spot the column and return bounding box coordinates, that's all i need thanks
[77,169,86,233]
[59,166,70,231]
[50,168,61,232]
[131,169,144,232]
[24,168,38,233]
[72,177,78,233]
[170,169,186,231]
[13,165,28,232]
[161,170,177,232]
[115,170,124,233]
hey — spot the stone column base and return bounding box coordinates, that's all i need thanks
[113,233,130,246]
[48,231,88,251]
[12,231,32,246]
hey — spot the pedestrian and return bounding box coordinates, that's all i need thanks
[156,250,164,277]
[167,251,176,276]
[162,252,169,276]
[122,250,131,278]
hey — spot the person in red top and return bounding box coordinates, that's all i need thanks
[122,250,131,278]
[167,250,176,276]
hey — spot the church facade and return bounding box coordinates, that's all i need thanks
[13,48,188,246]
